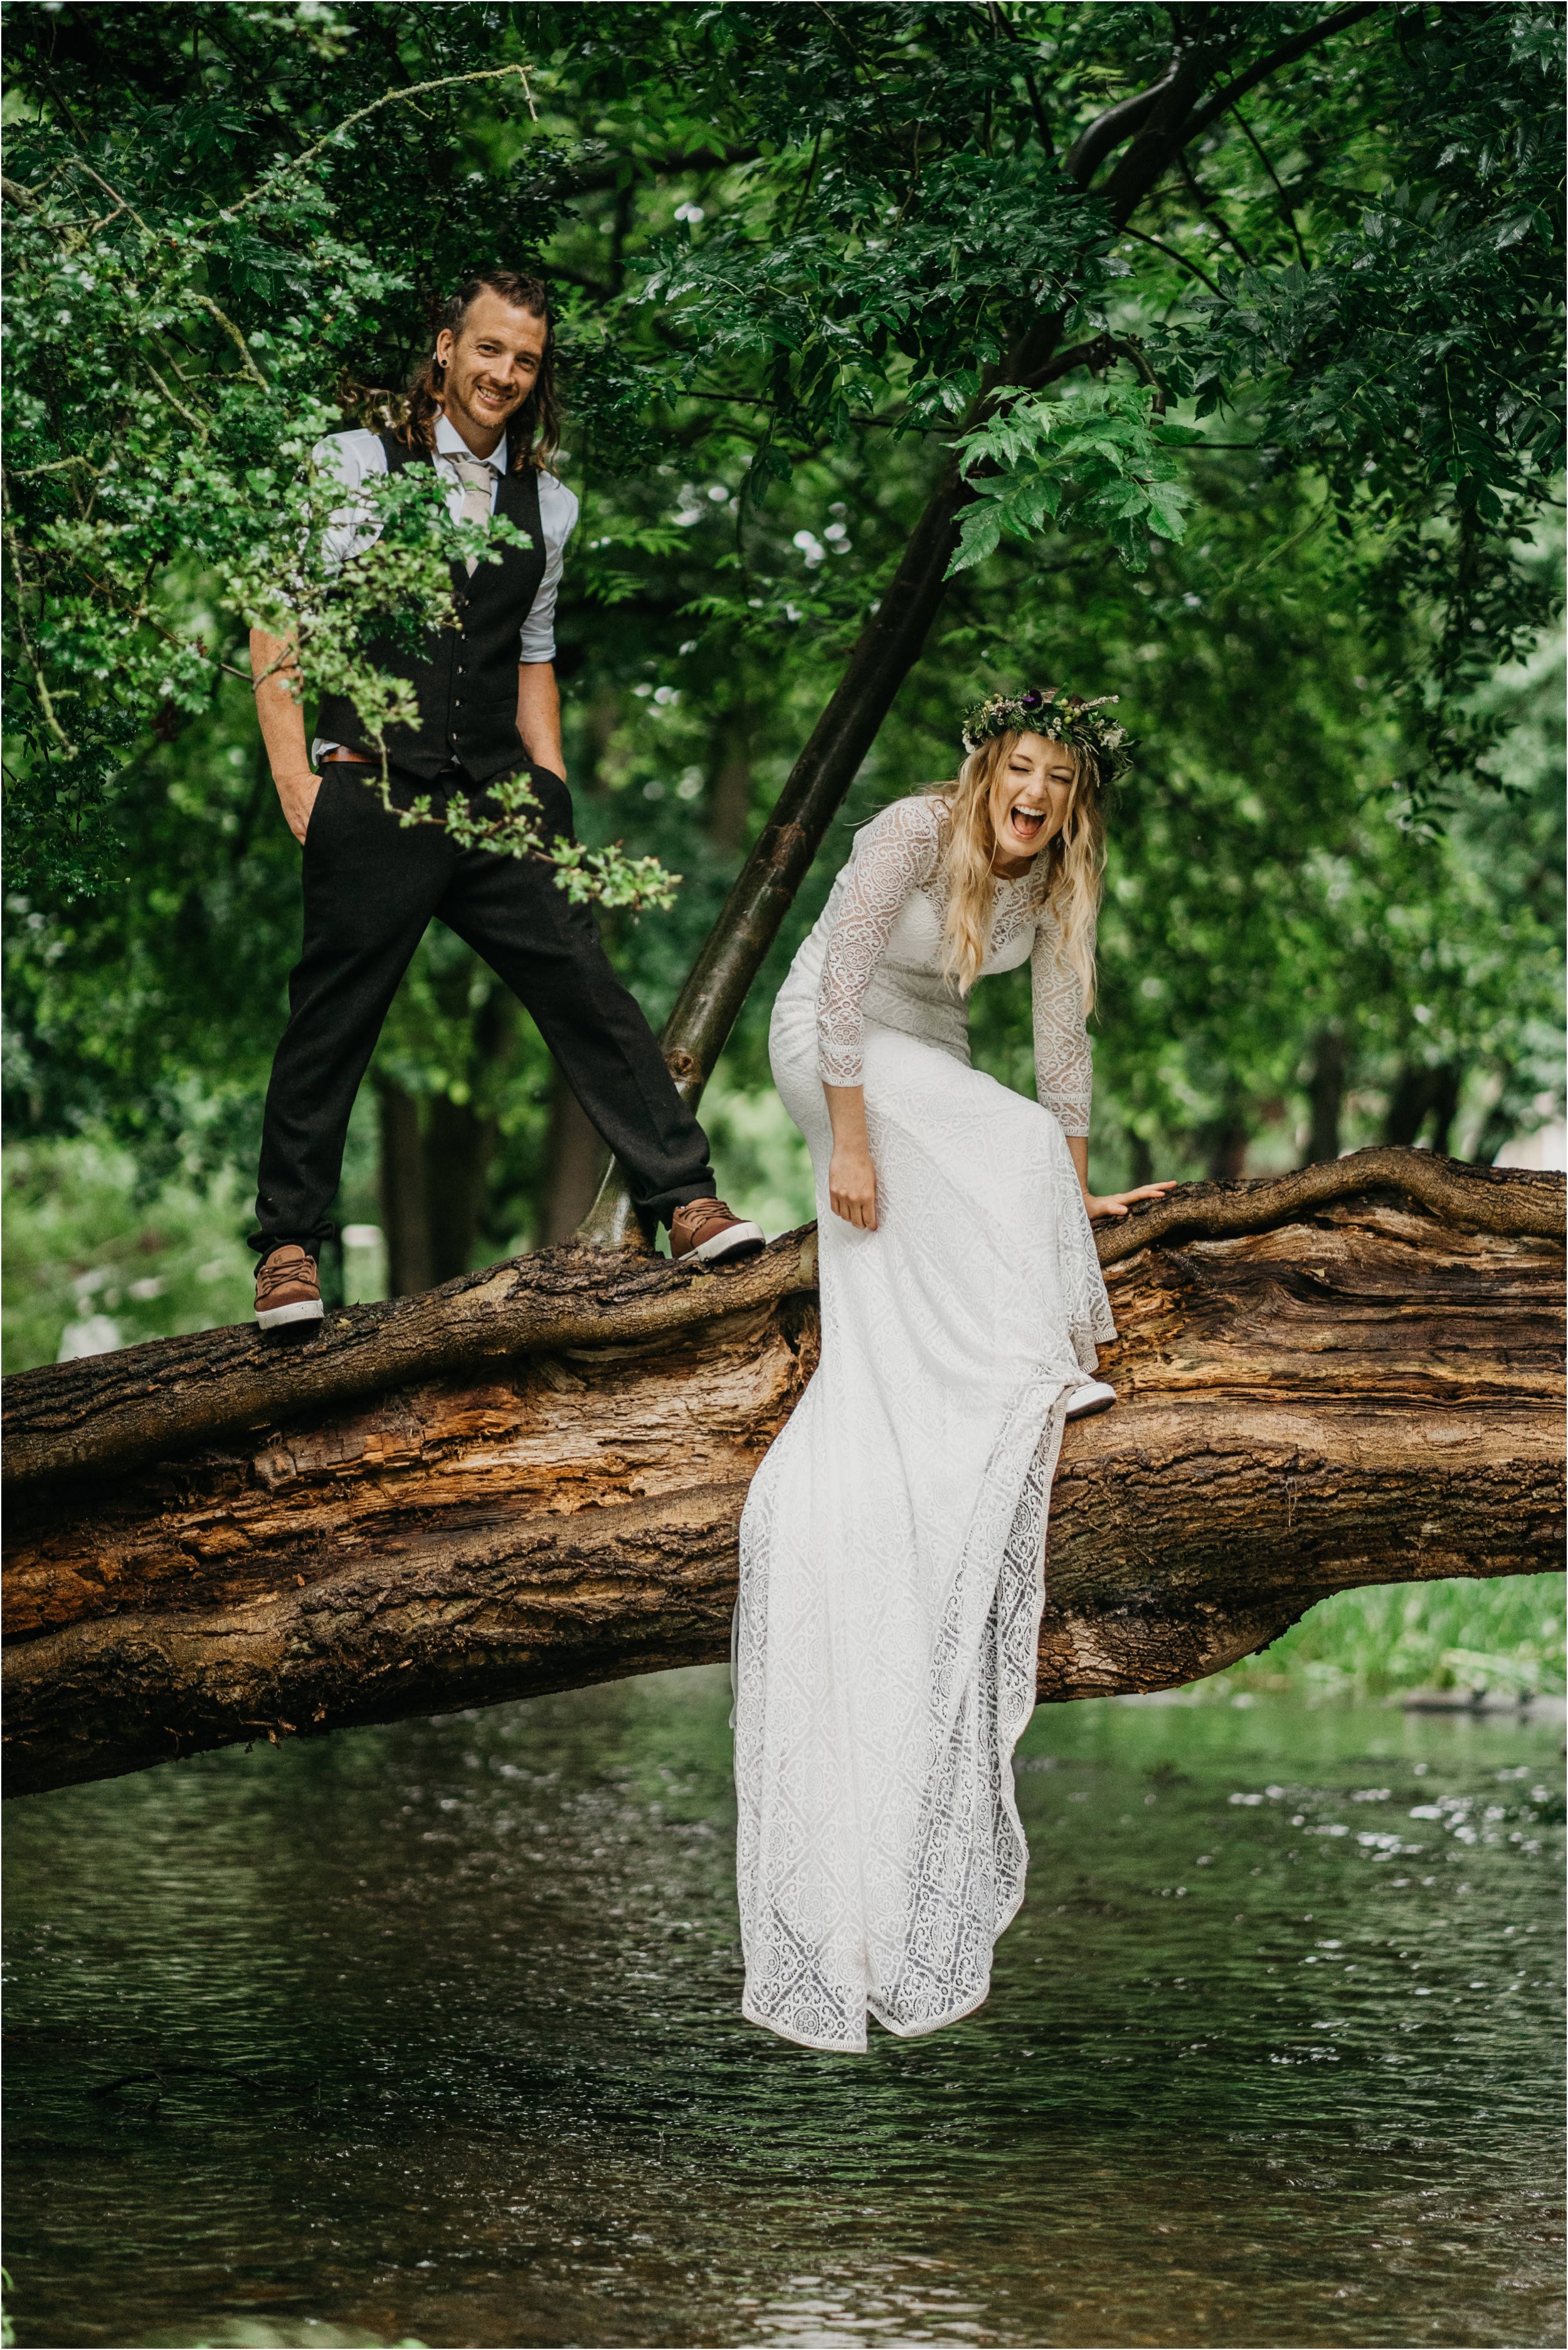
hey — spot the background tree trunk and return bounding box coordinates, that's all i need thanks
[422,1094,499,1286]
[707,709,753,858]
[377,992,511,1292]
[4,1152,1559,1801]
[537,1067,610,1246]
[1385,1062,1465,1153]
[1303,1026,1347,1165]
[377,1081,432,1298]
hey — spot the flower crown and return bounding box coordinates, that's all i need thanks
[960,686,1133,783]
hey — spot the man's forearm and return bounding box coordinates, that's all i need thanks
[250,628,314,785]
[516,661,565,779]
[251,627,320,845]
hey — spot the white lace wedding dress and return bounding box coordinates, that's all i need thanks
[733,793,1115,2052]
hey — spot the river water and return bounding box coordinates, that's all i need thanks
[3,1671,1562,2350]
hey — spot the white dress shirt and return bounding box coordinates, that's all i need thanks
[309,411,578,763]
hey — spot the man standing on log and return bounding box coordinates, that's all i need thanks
[247,272,763,1328]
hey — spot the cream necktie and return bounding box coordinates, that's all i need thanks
[447,452,495,576]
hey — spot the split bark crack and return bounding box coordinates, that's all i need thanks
[3,1147,1562,1798]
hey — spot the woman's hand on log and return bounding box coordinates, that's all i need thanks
[1084,1180,1180,1223]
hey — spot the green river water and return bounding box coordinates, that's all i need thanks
[3,1671,1562,2350]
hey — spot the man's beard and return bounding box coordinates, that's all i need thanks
[451,374,524,431]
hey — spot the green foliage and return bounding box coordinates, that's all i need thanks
[3,1135,262,1372]
[1212,1574,1567,1700]
[948,384,1196,576]
[2,1,1562,1258]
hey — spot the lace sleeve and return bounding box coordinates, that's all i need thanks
[816,797,945,1083]
[1030,909,1093,1136]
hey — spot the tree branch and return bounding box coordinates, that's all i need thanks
[1096,1145,1562,1266]
[228,61,539,216]
[1,484,73,752]
[1117,224,1223,299]
[1230,100,1312,268]
[1064,60,1182,187]
[1177,152,1258,268]
[1179,4,1379,150]
[988,1,1055,157]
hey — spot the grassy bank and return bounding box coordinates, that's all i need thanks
[1211,1572,1566,1701]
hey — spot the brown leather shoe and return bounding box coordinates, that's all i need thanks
[255,1244,324,1330]
[669,1198,765,1266]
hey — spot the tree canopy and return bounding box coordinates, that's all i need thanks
[3,2,1562,1315]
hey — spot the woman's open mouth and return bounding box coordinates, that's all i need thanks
[1008,803,1047,845]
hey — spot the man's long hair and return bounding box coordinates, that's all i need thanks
[398,272,561,474]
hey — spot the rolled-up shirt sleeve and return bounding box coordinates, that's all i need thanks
[311,428,385,576]
[518,475,580,664]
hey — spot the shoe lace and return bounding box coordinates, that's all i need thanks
[679,1200,735,1244]
[257,1251,317,1299]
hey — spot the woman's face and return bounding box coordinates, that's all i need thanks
[987,731,1079,864]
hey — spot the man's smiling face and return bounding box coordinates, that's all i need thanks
[436,289,548,457]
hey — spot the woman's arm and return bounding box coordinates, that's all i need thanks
[1034,928,1175,1219]
[815,798,943,1228]
[824,1084,878,1229]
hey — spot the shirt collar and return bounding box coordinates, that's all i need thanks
[434,411,507,474]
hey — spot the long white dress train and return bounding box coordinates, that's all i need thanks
[733,794,1115,2052]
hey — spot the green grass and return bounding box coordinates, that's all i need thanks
[1212,1572,1566,1700]
[2,1137,258,1374]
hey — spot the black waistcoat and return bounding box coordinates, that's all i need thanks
[315,431,548,785]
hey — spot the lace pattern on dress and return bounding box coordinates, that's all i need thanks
[734,795,1115,2050]
[812,796,1094,1131]
[815,797,946,1084]
[1031,909,1094,1136]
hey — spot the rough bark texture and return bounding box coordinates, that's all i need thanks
[4,1151,1561,1800]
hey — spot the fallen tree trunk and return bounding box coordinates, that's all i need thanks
[3,1149,1562,1799]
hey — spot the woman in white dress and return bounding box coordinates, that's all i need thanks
[733,687,1175,2053]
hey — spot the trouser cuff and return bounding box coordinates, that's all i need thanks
[248,1225,334,1259]
[640,1177,720,1226]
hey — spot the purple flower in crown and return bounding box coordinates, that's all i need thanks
[1019,689,1044,711]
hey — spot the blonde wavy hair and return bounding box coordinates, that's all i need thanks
[931,731,1106,1009]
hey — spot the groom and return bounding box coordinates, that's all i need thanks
[248,270,762,1329]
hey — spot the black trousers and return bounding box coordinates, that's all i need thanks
[252,762,716,1256]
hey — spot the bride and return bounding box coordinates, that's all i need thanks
[733,686,1173,2053]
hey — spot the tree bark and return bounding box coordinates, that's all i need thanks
[4,1151,1560,1800]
